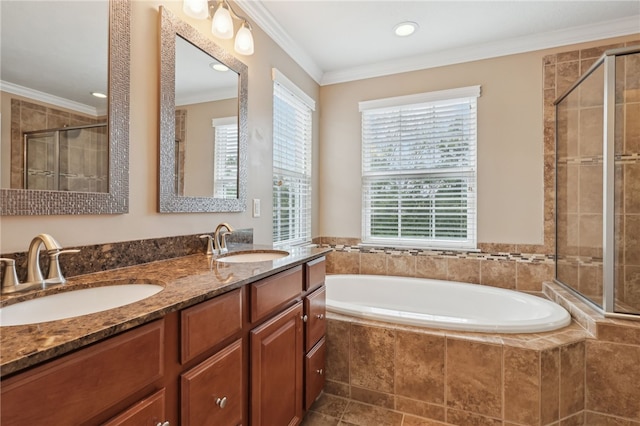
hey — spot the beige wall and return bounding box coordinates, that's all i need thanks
[0,0,320,253]
[1,2,636,254]
[318,34,639,246]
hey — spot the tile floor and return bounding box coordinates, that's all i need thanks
[301,393,443,426]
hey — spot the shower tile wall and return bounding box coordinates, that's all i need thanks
[552,45,640,314]
[10,98,107,192]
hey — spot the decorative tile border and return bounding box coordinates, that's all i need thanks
[315,239,555,264]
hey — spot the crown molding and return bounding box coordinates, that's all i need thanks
[1,80,103,116]
[321,16,640,85]
[233,1,639,87]
[235,0,324,83]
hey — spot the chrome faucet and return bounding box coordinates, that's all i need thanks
[0,234,80,294]
[213,223,234,254]
[26,234,63,284]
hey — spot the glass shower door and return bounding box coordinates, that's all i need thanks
[24,131,58,190]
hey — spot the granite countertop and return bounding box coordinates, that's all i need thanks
[0,244,330,378]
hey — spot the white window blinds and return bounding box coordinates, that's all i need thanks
[212,117,238,199]
[360,86,480,249]
[272,70,314,246]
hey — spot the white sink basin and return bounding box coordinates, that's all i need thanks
[0,284,163,326]
[216,250,289,263]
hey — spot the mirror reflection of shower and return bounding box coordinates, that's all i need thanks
[23,123,108,193]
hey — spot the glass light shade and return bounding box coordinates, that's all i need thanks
[183,0,209,19]
[234,23,254,55]
[211,4,234,39]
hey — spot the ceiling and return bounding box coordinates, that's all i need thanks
[236,0,640,85]
[1,1,638,111]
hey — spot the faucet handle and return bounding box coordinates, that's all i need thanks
[199,235,216,256]
[0,258,21,291]
[46,249,80,285]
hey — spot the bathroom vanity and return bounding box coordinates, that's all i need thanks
[0,246,328,426]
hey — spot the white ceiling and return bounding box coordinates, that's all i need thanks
[236,0,640,85]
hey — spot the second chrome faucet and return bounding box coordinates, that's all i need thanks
[199,223,234,256]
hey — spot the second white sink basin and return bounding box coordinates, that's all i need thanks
[216,250,289,263]
[0,284,163,327]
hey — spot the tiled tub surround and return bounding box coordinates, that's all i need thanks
[315,281,640,426]
[316,239,556,293]
[308,242,640,424]
[0,243,328,376]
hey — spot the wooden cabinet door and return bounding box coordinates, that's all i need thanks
[250,302,303,426]
[305,338,326,410]
[181,339,243,426]
[304,285,326,352]
[103,389,166,426]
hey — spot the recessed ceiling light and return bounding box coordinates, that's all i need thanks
[394,21,418,37]
[91,91,107,99]
[210,62,229,72]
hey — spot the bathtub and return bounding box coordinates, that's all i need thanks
[325,274,571,333]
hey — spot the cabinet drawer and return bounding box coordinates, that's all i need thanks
[1,320,164,425]
[250,265,302,323]
[103,388,166,426]
[181,339,243,426]
[305,285,326,352]
[305,338,326,410]
[181,288,242,364]
[305,257,326,291]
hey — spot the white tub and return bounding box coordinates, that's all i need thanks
[325,274,571,333]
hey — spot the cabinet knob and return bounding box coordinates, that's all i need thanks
[316,368,323,375]
[216,396,228,408]
[156,422,170,426]
[301,314,308,322]
[316,313,324,320]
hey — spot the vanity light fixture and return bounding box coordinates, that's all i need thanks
[182,0,254,55]
[394,21,418,37]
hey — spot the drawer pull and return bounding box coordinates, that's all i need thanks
[156,422,170,426]
[315,313,324,320]
[316,368,323,375]
[301,314,308,322]
[216,396,228,408]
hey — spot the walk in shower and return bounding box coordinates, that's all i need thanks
[23,123,108,193]
[555,46,640,317]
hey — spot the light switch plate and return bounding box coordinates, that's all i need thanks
[253,198,261,218]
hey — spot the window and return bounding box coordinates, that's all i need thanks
[212,117,238,198]
[272,69,315,246]
[360,85,480,250]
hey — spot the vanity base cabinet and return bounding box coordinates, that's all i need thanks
[1,256,327,426]
[0,320,164,425]
[181,338,243,426]
[250,301,304,426]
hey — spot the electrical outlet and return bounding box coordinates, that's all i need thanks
[253,198,261,218]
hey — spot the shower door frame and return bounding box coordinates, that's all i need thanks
[554,45,640,320]
[23,123,108,192]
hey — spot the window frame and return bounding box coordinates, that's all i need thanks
[359,85,481,250]
[272,69,316,247]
